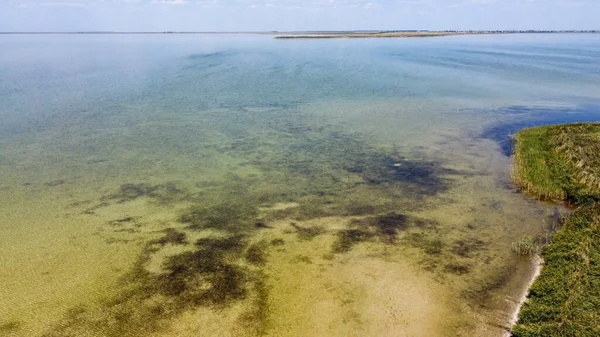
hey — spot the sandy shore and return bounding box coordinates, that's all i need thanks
[505,256,543,336]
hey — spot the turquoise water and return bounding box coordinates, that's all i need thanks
[0,34,599,337]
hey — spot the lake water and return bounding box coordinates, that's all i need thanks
[1,33,599,337]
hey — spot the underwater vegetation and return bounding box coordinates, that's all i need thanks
[332,213,442,254]
[290,222,325,241]
[47,105,474,337]
[332,229,375,253]
[211,108,461,203]
[245,241,268,266]
[179,202,259,232]
[84,107,463,230]
[406,232,444,256]
[371,212,410,242]
[0,321,22,333]
[156,236,248,305]
[106,182,189,205]
[43,230,263,337]
[151,228,188,246]
[444,263,472,275]
[354,212,418,241]
[511,123,600,336]
[44,179,66,187]
[451,238,486,258]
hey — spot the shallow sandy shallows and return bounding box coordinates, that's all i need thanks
[0,101,555,337]
[262,236,461,337]
[0,163,547,337]
[139,216,466,337]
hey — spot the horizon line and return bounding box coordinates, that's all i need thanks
[1,30,599,35]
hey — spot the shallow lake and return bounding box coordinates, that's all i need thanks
[1,33,599,336]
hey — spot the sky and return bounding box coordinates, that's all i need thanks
[0,0,598,32]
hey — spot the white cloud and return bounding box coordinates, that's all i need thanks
[15,0,91,8]
[42,1,87,6]
[150,0,188,4]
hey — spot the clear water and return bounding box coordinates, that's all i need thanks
[0,33,599,337]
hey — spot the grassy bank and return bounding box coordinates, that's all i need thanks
[511,123,600,336]
[511,123,600,204]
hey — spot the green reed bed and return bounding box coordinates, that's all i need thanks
[513,204,600,336]
[511,123,600,204]
[511,123,600,336]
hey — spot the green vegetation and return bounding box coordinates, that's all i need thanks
[511,235,544,256]
[513,204,600,336]
[511,123,600,204]
[511,123,600,336]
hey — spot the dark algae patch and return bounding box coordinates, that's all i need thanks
[444,263,471,275]
[332,229,375,253]
[290,222,325,241]
[372,212,410,243]
[80,182,191,214]
[44,179,66,187]
[350,212,412,243]
[451,238,487,258]
[43,234,257,337]
[151,228,187,246]
[157,236,248,305]
[0,321,22,332]
[107,182,188,205]
[245,241,268,266]
[511,122,600,337]
[407,232,444,256]
[333,213,438,254]
[180,202,259,232]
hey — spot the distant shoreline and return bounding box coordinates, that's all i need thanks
[274,30,600,39]
[1,30,599,39]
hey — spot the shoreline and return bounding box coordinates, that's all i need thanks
[275,32,464,39]
[509,123,600,336]
[507,256,543,334]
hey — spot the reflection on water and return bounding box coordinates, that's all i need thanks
[0,34,599,337]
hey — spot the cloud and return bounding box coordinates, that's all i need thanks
[10,0,399,10]
[15,0,91,7]
[42,1,87,6]
[150,0,188,4]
